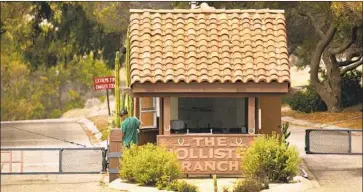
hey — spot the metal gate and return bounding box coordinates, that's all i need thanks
[1,147,107,174]
[305,129,362,155]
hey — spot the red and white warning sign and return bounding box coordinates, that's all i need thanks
[93,76,115,90]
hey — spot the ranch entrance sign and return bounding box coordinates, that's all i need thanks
[157,135,256,175]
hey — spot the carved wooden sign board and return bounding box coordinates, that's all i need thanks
[157,134,256,175]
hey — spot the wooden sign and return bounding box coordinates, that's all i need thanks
[157,134,257,175]
[93,76,115,90]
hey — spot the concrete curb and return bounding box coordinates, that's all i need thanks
[79,118,108,148]
[300,159,321,189]
[1,118,79,124]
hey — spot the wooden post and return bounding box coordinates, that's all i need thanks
[134,97,140,119]
[159,97,164,135]
[108,129,123,183]
[163,97,171,135]
[106,89,111,116]
[248,97,256,134]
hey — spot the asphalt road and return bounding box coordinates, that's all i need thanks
[1,121,92,148]
[288,126,362,192]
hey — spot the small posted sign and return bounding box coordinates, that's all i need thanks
[93,76,115,90]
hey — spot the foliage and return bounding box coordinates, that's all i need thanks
[231,179,268,192]
[98,95,106,103]
[1,2,120,69]
[286,86,327,113]
[213,174,218,192]
[166,180,199,192]
[222,186,229,192]
[119,143,181,187]
[62,90,85,113]
[286,71,362,113]
[0,51,111,120]
[241,133,301,183]
[340,70,363,107]
[281,122,291,148]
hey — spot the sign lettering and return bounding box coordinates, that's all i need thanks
[157,135,256,175]
[93,76,115,90]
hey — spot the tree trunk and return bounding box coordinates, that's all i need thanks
[311,52,342,112]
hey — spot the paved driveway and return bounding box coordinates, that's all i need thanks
[288,126,362,192]
[1,121,92,148]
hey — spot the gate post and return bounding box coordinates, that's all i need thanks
[108,128,123,183]
[305,129,311,154]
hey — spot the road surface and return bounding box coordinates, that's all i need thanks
[1,121,92,148]
[288,126,362,192]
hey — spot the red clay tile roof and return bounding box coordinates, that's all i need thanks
[129,8,290,86]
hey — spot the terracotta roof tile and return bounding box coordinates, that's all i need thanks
[129,8,290,85]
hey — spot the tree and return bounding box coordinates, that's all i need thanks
[296,2,363,112]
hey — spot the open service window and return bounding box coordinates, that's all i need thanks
[139,97,159,129]
[171,97,248,134]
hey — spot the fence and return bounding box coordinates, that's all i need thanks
[305,129,362,155]
[1,147,106,175]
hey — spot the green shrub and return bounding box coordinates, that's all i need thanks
[62,90,85,112]
[166,180,199,192]
[340,70,362,108]
[281,95,292,105]
[286,70,362,113]
[241,133,301,183]
[99,95,106,103]
[222,186,230,192]
[232,179,268,192]
[49,109,62,118]
[286,86,327,113]
[119,143,181,187]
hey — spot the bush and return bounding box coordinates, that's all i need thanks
[166,180,199,192]
[232,179,268,192]
[286,70,362,113]
[49,109,62,118]
[119,143,181,187]
[286,86,327,113]
[98,95,106,103]
[241,133,301,183]
[222,186,230,192]
[340,70,363,108]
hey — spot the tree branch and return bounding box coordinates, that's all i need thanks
[340,58,363,75]
[299,12,324,38]
[338,56,362,67]
[345,50,362,63]
[329,26,358,55]
[310,23,337,85]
